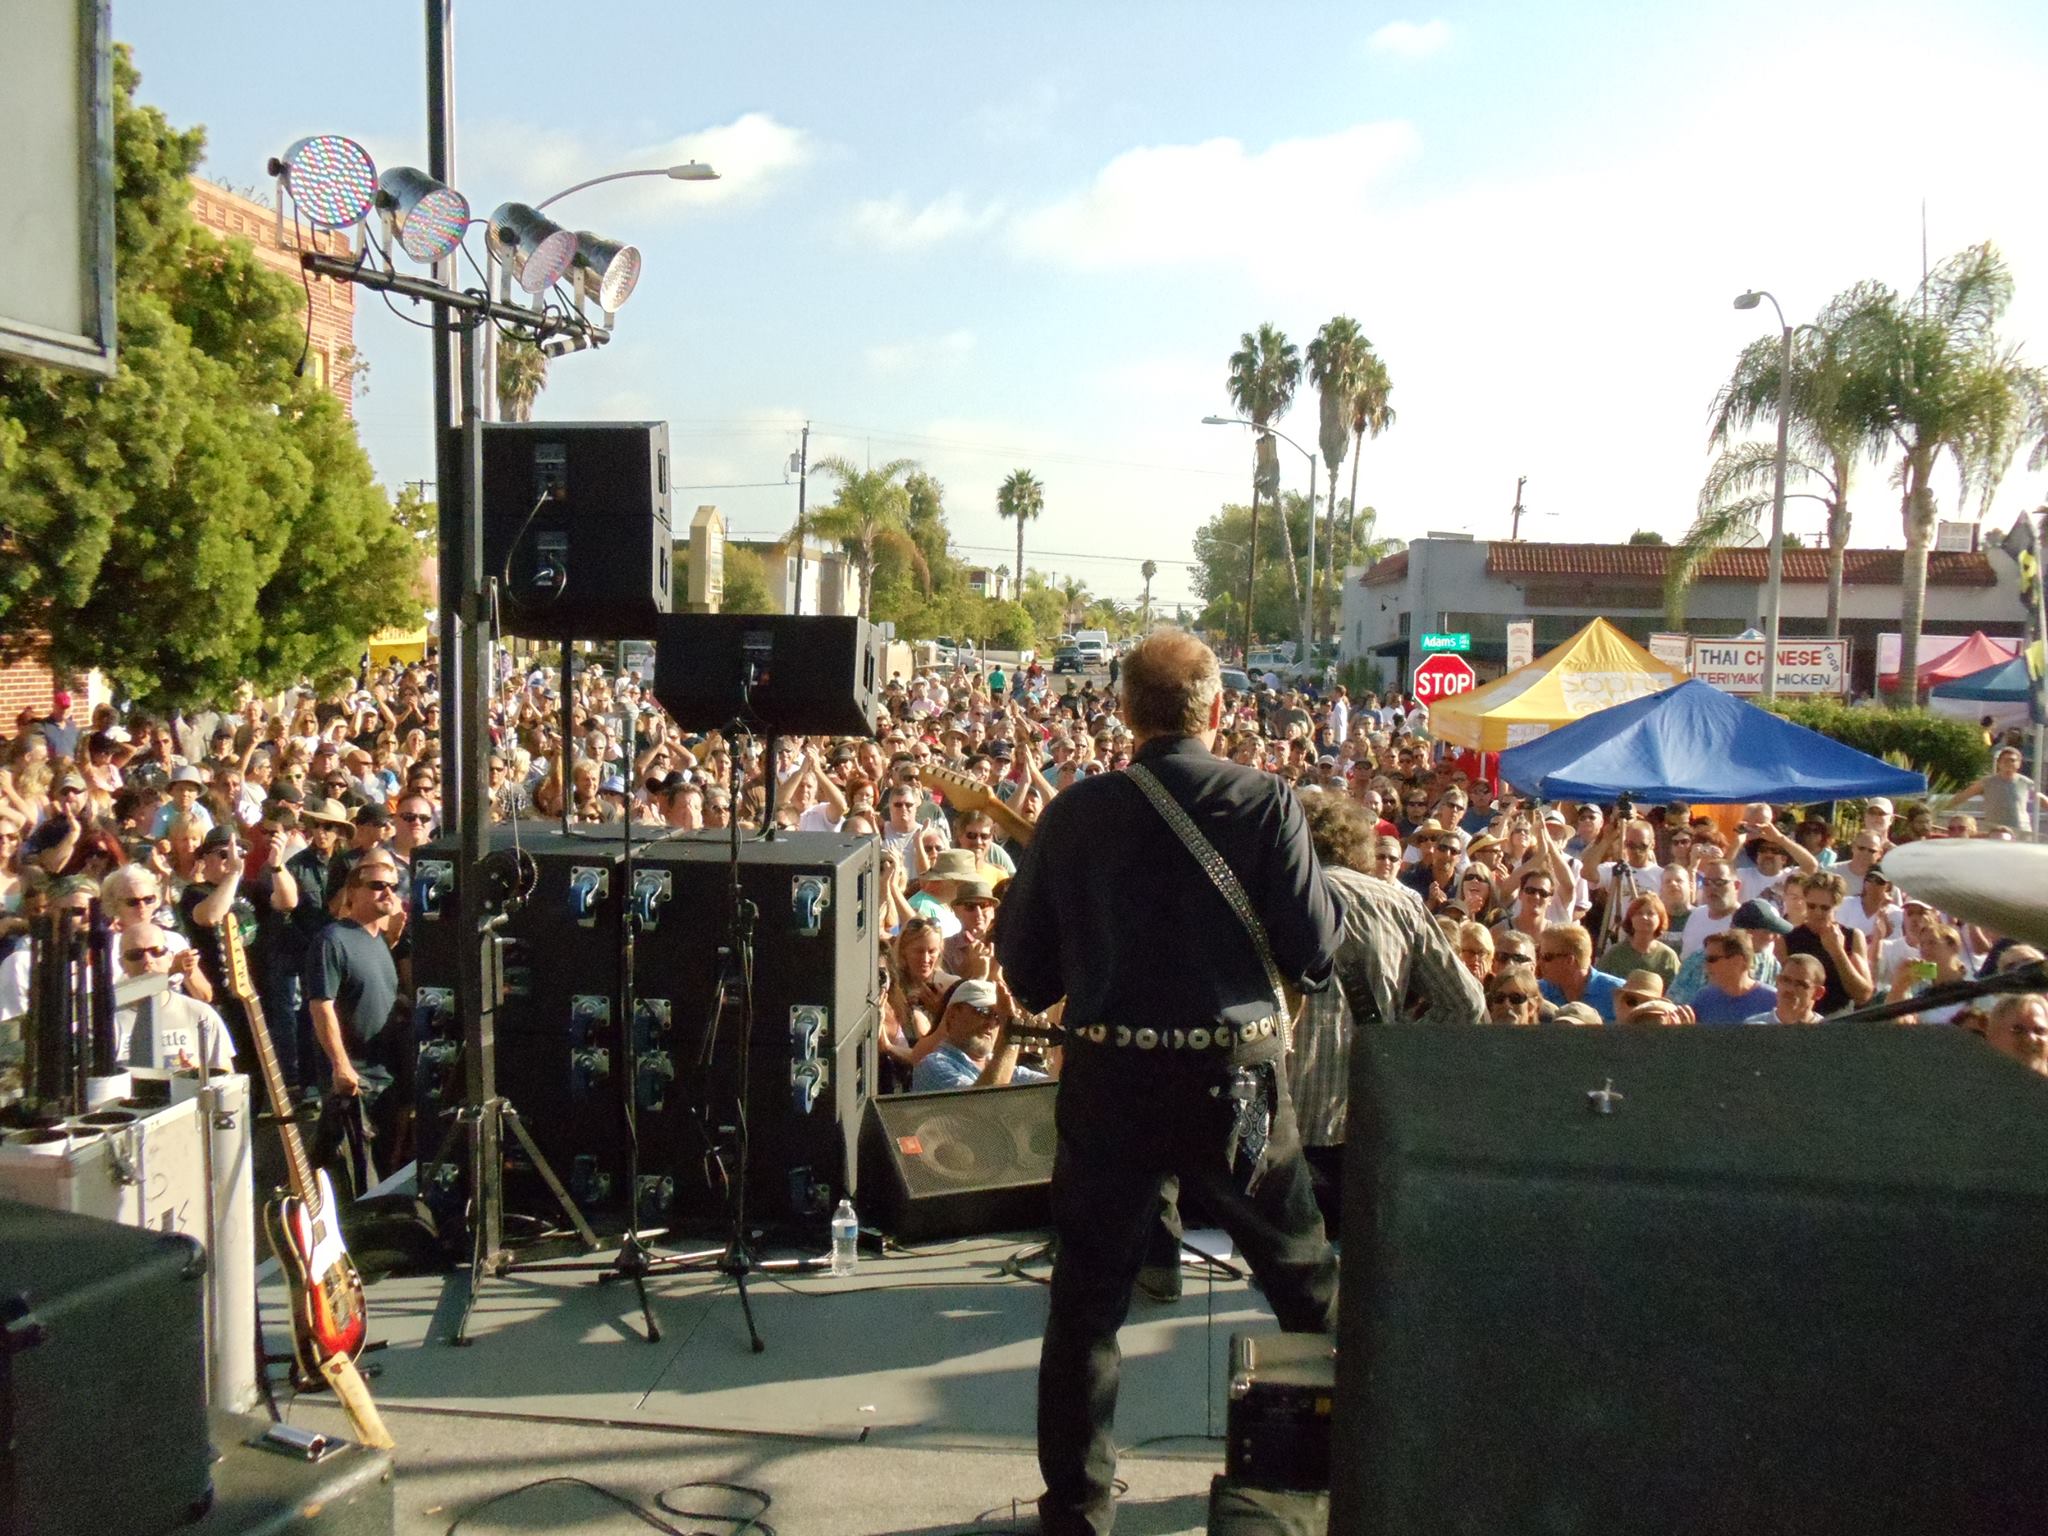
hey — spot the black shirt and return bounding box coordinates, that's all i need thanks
[306,920,399,1045]
[995,735,1339,1054]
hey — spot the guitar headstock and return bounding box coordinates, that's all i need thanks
[218,915,257,1004]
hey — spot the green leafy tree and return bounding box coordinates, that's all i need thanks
[1675,287,1892,633]
[496,336,548,422]
[1840,244,2048,696]
[0,47,419,705]
[1306,316,1368,644]
[996,469,1043,591]
[1140,558,1157,626]
[808,455,926,619]
[391,483,437,556]
[984,600,1036,651]
[1227,324,1303,636]
[1342,349,1395,598]
[1628,530,1668,545]
[1017,571,1067,646]
[718,543,774,614]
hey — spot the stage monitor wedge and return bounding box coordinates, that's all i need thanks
[654,613,879,737]
[476,420,672,639]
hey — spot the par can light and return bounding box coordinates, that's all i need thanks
[574,233,643,312]
[377,167,470,263]
[488,202,579,295]
[273,135,378,230]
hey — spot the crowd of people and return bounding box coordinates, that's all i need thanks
[1,641,2044,1125]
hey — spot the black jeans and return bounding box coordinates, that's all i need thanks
[1037,1046,1338,1536]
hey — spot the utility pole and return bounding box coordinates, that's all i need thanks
[1510,475,1528,541]
[790,421,810,615]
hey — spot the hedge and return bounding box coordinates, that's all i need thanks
[1764,699,1989,794]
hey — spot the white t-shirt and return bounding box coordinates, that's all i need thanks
[1839,894,1892,940]
[1678,904,1737,957]
[116,991,236,1070]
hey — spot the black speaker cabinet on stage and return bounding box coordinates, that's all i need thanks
[653,613,880,737]
[1331,1024,2048,1536]
[861,1081,1057,1241]
[478,420,672,639]
[0,1199,212,1536]
[631,832,879,1226]
[410,829,657,1225]
[186,1412,395,1536]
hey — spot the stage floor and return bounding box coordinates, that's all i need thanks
[263,1228,1278,1534]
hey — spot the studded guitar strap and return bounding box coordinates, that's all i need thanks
[1126,764,1290,1026]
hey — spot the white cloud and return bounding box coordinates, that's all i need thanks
[866,330,977,374]
[456,112,815,222]
[1009,123,1420,273]
[848,193,1005,251]
[1368,19,1452,58]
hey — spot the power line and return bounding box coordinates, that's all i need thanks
[653,417,1238,480]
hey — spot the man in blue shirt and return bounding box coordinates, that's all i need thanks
[910,977,1050,1092]
[1536,923,1626,1022]
[1690,930,1779,1024]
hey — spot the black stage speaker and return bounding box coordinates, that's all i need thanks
[478,420,672,639]
[631,832,880,1226]
[410,829,653,1226]
[187,1412,395,1536]
[653,613,879,737]
[0,1199,212,1536]
[861,1081,1057,1241]
[1331,1025,2048,1536]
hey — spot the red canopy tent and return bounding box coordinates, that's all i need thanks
[1880,630,2016,692]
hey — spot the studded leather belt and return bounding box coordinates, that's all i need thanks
[1069,1014,1283,1052]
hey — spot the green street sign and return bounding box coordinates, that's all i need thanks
[1420,632,1471,653]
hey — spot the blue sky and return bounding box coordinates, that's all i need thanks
[123,1,2048,610]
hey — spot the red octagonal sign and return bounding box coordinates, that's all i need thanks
[1412,652,1477,707]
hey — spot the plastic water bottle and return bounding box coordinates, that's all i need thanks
[830,1198,860,1277]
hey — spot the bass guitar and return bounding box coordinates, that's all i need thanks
[216,918,369,1384]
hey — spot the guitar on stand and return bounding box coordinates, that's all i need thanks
[217,920,392,1448]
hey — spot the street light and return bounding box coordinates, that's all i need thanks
[533,162,719,210]
[1203,415,1318,670]
[1734,288,1792,704]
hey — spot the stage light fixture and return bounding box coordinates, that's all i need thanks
[488,202,579,294]
[271,135,378,230]
[377,167,470,263]
[572,232,643,313]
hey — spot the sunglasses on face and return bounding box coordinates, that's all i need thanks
[125,945,169,961]
[121,893,159,907]
[355,879,399,894]
[1494,991,1538,1006]
[1524,887,1553,900]
[397,812,433,824]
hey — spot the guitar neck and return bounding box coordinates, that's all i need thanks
[219,922,319,1214]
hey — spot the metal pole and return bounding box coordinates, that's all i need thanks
[1762,318,1792,705]
[1301,453,1317,669]
[2034,511,2048,841]
[793,422,809,616]
[428,0,461,830]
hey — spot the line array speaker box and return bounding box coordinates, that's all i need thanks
[0,1199,212,1536]
[478,420,672,639]
[632,832,880,1225]
[653,613,880,737]
[1332,1024,2048,1536]
[861,1081,1058,1241]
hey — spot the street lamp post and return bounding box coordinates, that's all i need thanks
[1734,289,1793,704]
[1204,416,1317,669]
[481,163,720,421]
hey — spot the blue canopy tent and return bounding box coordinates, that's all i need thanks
[1496,679,1927,803]
[1929,656,2032,732]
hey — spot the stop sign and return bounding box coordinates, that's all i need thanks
[1412,652,1477,707]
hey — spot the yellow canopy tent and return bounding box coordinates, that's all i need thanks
[1428,617,1684,753]
[367,627,430,666]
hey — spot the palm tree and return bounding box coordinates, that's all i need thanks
[1843,244,2048,697]
[996,469,1044,594]
[1675,289,1891,633]
[1140,558,1157,627]
[1226,324,1302,654]
[1343,349,1396,593]
[1058,575,1089,629]
[806,455,928,620]
[496,336,548,422]
[1307,316,1368,647]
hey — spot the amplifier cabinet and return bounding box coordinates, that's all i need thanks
[0,1095,208,1235]
[1333,1024,2048,1536]
[1226,1331,1335,1492]
[0,1199,212,1536]
[187,1411,395,1536]
[861,1081,1057,1242]
[633,833,880,1224]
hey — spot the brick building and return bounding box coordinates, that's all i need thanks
[6,179,360,722]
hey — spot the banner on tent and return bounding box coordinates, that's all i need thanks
[1689,638,1850,696]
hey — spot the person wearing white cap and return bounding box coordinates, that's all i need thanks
[908,977,1047,1091]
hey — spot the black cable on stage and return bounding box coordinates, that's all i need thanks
[443,1474,775,1536]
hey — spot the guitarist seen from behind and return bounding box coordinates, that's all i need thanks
[305,850,411,1169]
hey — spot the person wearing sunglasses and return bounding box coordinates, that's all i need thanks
[306,852,410,1154]
[179,823,301,1078]
[114,915,234,1071]
[1486,971,1543,1026]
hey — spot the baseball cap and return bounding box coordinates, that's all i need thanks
[354,803,393,828]
[600,774,628,795]
[56,769,87,792]
[169,765,205,787]
[1865,797,1895,815]
[198,826,241,855]
[947,979,1000,1014]
[1730,898,1795,936]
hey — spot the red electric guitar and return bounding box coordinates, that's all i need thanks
[217,919,369,1383]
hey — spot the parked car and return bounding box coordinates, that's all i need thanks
[1053,645,1083,674]
[1220,667,1253,694]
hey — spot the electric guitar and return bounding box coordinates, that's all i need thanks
[917,761,1037,847]
[216,918,369,1382]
